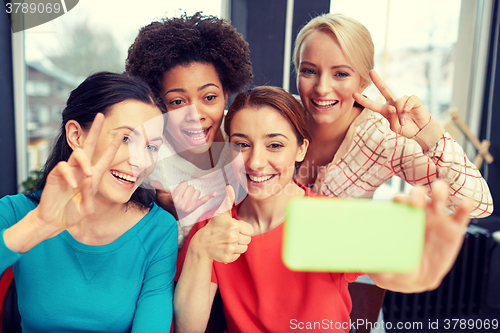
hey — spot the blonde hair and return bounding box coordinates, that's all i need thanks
[293,13,374,87]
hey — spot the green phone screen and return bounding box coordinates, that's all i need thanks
[282,197,425,273]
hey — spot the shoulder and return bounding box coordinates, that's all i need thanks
[135,203,178,246]
[131,204,179,265]
[147,203,177,225]
[0,193,38,227]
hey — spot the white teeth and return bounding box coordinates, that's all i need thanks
[313,100,337,106]
[248,174,274,182]
[184,129,208,140]
[111,171,136,183]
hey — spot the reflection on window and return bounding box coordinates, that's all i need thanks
[26,80,50,97]
[26,60,80,171]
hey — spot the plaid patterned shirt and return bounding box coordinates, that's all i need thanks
[314,109,493,218]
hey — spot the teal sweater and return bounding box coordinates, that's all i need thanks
[0,193,177,332]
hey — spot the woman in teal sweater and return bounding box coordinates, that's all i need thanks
[0,72,178,332]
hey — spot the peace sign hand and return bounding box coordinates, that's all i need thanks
[34,113,124,233]
[353,70,431,138]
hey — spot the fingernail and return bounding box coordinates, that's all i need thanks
[401,118,406,126]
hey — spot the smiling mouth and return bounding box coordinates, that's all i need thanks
[182,127,210,141]
[111,171,137,184]
[247,174,276,183]
[312,99,339,108]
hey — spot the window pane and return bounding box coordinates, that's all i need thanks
[23,1,222,189]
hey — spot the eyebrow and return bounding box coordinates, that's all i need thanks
[230,133,289,140]
[114,126,164,142]
[114,126,136,132]
[163,83,221,96]
[300,61,355,72]
[146,136,164,143]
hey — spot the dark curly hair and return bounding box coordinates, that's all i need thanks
[125,12,253,98]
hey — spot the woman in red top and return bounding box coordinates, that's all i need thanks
[173,86,473,332]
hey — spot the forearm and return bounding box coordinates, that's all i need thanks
[174,233,216,333]
[3,209,63,253]
[396,120,492,217]
[426,131,492,217]
[368,269,440,294]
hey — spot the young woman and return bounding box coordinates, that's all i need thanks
[173,86,473,333]
[293,13,492,217]
[126,12,254,246]
[0,72,177,332]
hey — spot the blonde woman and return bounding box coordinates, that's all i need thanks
[293,13,492,217]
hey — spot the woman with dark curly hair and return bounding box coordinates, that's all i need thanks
[126,12,253,247]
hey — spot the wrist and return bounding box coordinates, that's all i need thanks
[411,116,444,151]
[3,209,63,253]
[189,230,215,264]
[29,209,66,239]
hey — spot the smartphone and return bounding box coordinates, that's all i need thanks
[282,197,425,273]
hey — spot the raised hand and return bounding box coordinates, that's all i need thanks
[35,113,124,232]
[191,185,254,264]
[353,70,432,138]
[371,180,473,292]
[150,180,216,220]
[406,181,472,290]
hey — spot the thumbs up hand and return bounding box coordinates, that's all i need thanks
[191,185,254,264]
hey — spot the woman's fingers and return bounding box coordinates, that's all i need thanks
[238,233,252,246]
[238,220,254,237]
[93,131,124,175]
[223,232,252,263]
[193,192,217,210]
[171,182,217,217]
[149,180,165,191]
[353,93,386,114]
[53,161,78,189]
[173,182,195,212]
[183,188,201,212]
[404,95,421,112]
[67,147,93,177]
[450,197,474,227]
[215,185,236,216]
[428,180,448,214]
[408,185,427,209]
[394,95,411,126]
[369,70,398,103]
[79,176,95,215]
[82,113,105,158]
[364,70,412,127]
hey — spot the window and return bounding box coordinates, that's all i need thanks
[18,0,223,189]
